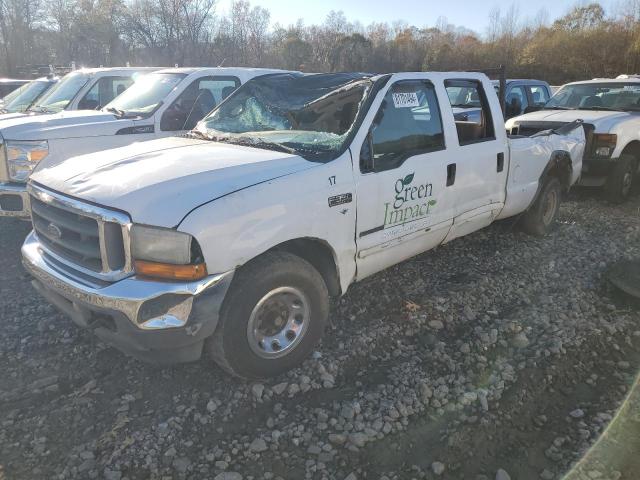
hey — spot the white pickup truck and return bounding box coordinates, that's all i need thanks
[22,72,585,379]
[0,67,285,217]
[506,77,640,203]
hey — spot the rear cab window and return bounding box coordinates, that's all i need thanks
[445,79,495,145]
[367,80,445,172]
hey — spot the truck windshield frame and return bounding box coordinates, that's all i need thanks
[198,73,391,163]
[105,72,187,119]
[545,82,640,112]
[28,72,91,113]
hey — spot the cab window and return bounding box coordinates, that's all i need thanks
[367,80,445,173]
[445,79,495,145]
[505,85,528,118]
[529,85,550,107]
[160,76,240,131]
[78,76,133,110]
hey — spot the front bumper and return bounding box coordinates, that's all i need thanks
[22,231,234,364]
[0,182,29,218]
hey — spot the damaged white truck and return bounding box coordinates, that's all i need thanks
[506,77,640,203]
[22,72,585,378]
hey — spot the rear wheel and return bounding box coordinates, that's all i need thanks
[521,176,562,237]
[606,154,636,204]
[206,251,329,379]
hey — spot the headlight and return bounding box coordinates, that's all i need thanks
[130,225,207,281]
[592,133,616,158]
[6,140,48,182]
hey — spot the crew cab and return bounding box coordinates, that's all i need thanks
[0,67,286,217]
[22,72,585,379]
[0,76,59,116]
[506,78,640,202]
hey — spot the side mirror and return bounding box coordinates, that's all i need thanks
[360,131,374,173]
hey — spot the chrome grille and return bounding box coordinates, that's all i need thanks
[28,183,133,282]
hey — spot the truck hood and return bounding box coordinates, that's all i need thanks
[507,109,633,132]
[0,110,133,141]
[30,136,318,227]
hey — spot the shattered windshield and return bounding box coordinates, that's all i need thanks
[105,72,185,118]
[198,73,373,160]
[545,82,640,111]
[29,72,90,113]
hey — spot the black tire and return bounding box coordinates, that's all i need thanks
[206,251,329,379]
[521,176,562,237]
[606,154,636,204]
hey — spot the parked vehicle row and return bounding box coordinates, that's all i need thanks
[13,70,586,378]
[0,67,283,217]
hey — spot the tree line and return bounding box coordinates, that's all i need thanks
[2,0,640,84]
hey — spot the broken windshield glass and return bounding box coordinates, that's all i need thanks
[199,72,375,161]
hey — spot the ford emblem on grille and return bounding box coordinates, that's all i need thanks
[47,222,62,239]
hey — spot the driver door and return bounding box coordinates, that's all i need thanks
[354,79,457,280]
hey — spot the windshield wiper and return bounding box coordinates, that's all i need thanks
[543,106,573,110]
[233,138,296,155]
[105,106,126,118]
[450,104,480,109]
[28,105,53,114]
[578,106,622,112]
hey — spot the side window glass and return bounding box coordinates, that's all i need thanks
[445,80,495,145]
[160,76,240,131]
[367,80,445,173]
[529,86,550,106]
[505,86,528,118]
[78,76,133,110]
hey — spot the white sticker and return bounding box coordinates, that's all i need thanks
[392,92,420,108]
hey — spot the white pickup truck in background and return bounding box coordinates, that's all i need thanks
[0,67,286,217]
[22,71,585,378]
[0,67,158,122]
[0,76,60,116]
[506,77,640,202]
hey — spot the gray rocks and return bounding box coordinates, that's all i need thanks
[432,461,445,475]
[214,473,243,480]
[249,438,268,453]
[495,469,511,480]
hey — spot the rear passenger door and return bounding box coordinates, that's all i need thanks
[354,79,457,279]
[443,79,507,242]
[159,76,240,132]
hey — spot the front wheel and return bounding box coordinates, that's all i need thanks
[521,176,562,237]
[606,154,636,204]
[206,251,329,379]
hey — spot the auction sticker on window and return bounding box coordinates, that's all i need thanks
[392,92,420,108]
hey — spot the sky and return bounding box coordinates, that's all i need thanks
[217,0,620,35]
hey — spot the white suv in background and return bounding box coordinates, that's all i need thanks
[0,67,288,217]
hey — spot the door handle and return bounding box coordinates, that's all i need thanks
[497,152,505,172]
[447,163,456,186]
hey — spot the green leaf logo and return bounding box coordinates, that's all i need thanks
[428,199,437,206]
[402,173,414,186]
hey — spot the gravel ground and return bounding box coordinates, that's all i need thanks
[1,188,639,480]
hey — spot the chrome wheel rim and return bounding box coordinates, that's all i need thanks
[622,171,633,197]
[542,188,559,226]
[247,286,310,359]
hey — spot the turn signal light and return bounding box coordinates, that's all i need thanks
[135,260,208,281]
